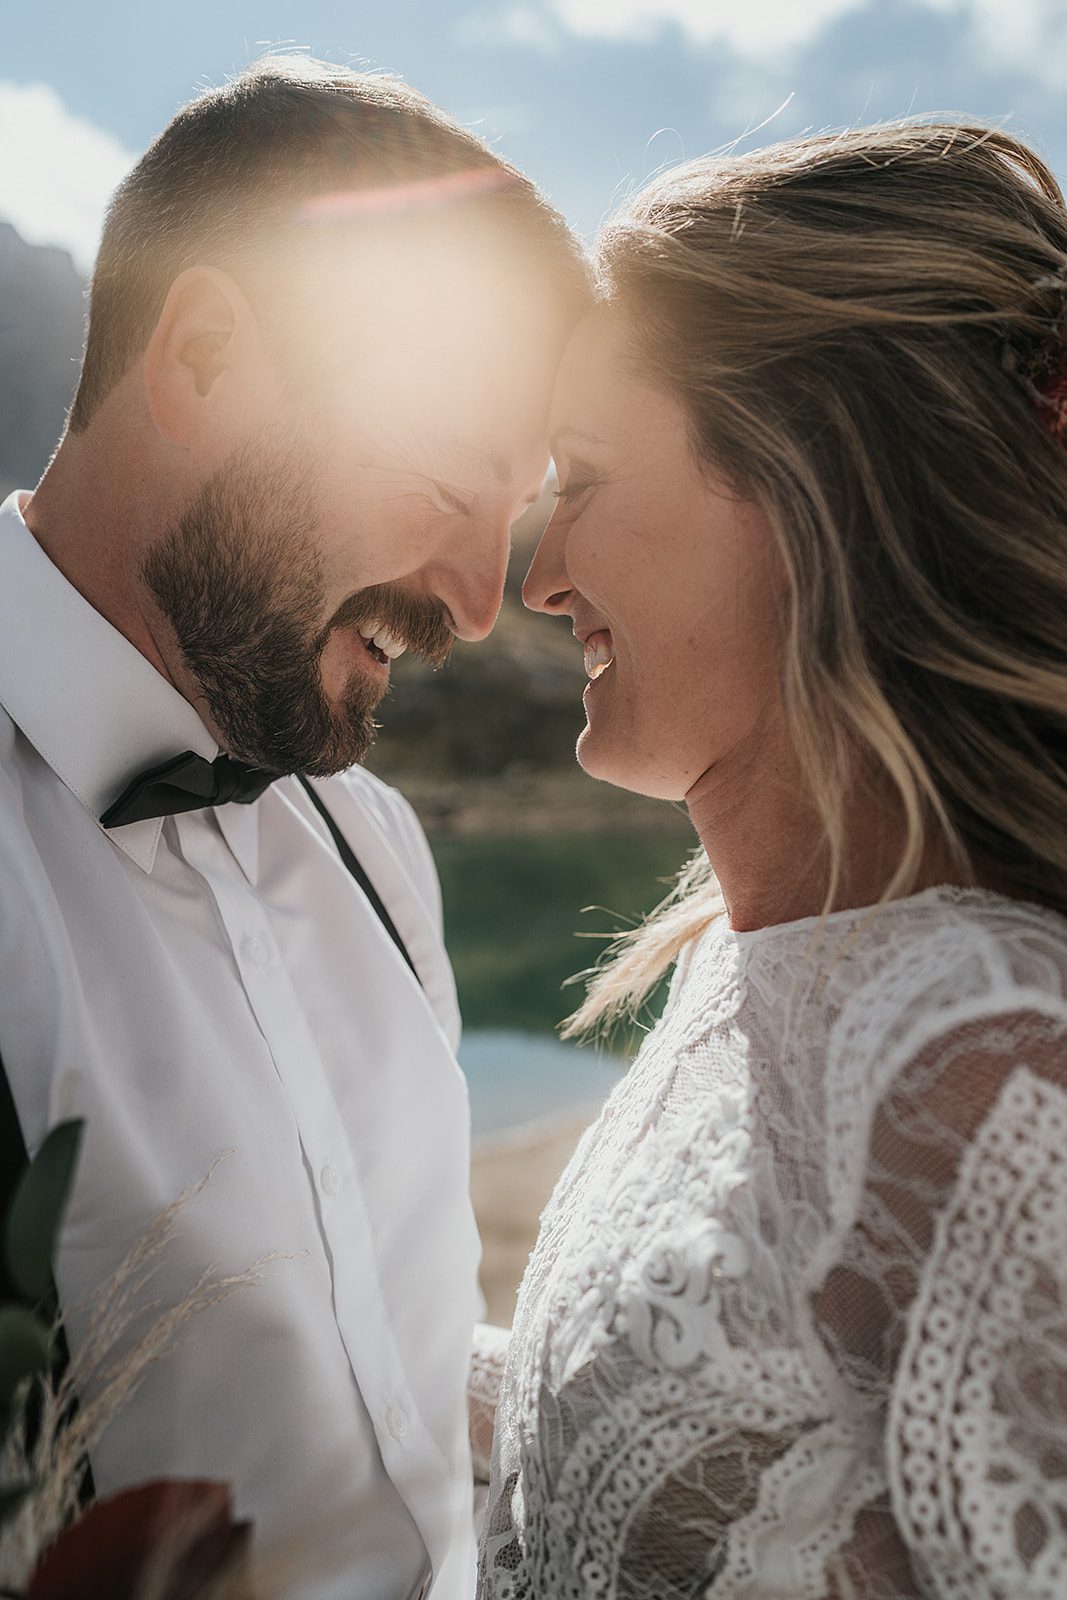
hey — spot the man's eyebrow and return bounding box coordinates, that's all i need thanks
[549,426,610,456]
[428,433,510,485]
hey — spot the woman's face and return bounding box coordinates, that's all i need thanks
[523,304,787,802]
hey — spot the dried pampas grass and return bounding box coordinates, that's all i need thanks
[0,1154,285,1596]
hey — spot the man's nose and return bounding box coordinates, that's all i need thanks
[522,510,572,616]
[430,512,512,642]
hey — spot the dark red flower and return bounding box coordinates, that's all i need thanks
[26,1479,254,1600]
[1037,362,1067,442]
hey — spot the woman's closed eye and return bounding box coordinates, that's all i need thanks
[553,473,602,505]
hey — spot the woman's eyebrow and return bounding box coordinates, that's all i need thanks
[549,426,610,456]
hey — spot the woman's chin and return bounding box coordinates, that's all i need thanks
[576,727,685,803]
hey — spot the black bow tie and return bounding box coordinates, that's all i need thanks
[100,751,278,829]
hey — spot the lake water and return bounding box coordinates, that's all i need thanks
[428,829,685,1136]
[459,1028,624,1136]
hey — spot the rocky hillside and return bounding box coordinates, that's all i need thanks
[0,221,85,492]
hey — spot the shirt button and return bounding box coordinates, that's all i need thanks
[386,1405,409,1442]
[320,1163,342,1197]
[244,935,268,968]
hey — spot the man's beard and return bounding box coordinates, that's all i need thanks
[142,439,453,777]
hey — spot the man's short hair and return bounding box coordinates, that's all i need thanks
[69,55,589,431]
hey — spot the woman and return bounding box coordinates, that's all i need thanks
[472,121,1067,1600]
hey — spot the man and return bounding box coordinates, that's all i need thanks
[0,56,587,1599]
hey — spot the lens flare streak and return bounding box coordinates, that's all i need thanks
[298,167,516,223]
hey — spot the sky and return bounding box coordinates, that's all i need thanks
[2,0,1067,274]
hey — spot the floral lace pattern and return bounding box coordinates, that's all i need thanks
[475,888,1067,1599]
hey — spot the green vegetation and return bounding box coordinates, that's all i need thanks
[432,829,694,1035]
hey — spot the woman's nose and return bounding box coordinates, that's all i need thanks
[522,512,573,615]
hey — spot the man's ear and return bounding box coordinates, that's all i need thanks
[142,266,276,453]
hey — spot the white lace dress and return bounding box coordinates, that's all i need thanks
[472,886,1067,1600]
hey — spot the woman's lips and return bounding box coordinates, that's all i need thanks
[583,629,615,681]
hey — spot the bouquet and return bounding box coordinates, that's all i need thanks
[0,1125,267,1599]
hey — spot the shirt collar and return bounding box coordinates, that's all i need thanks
[0,491,220,874]
[213,797,261,886]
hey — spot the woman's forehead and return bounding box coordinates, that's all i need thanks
[550,306,635,431]
[550,304,684,458]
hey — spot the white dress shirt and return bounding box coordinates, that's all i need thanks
[0,492,480,1600]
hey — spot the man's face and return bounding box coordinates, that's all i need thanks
[145,233,565,775]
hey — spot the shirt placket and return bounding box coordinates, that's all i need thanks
[174,814,426,1481]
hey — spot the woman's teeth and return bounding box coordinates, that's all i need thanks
[584,632,615,681]
[357,619,407,662]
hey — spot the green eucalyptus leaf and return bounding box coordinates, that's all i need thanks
[0,1479,35,1530]
[5,1119,84,1305]
[0,1304,52,1413]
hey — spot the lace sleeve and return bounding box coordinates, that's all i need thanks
[884,1055,1067,1599]
[471,1322,510,1484]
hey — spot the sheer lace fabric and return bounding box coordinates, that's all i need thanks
[474,887,1067,1599]
[472,1321,510,1483]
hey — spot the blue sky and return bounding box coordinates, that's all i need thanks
[3,0,1067,272]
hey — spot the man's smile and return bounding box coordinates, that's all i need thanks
[357,617,409,664]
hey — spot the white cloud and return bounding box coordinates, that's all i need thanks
[459,5,562,52]
[543,0,869,57]
[466,0,1067,86]
[954,0,1067,89]
[0,82,135,274]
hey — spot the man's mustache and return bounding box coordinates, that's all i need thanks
[328,584,455,668]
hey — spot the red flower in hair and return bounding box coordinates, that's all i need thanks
[1037,360,1067,442]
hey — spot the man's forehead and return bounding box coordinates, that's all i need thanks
[427,431,508,483]
[290,248,565,491]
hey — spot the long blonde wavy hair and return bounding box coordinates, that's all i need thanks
[565,120,1067,1038]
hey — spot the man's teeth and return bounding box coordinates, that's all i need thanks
[584,635,615,681]
[357,619,407,660]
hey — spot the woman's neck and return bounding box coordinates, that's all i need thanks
[684,734,970,934]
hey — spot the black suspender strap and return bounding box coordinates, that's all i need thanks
[0,1047,28,1307]
[295,775,421,987]
[0,1048,94,1501]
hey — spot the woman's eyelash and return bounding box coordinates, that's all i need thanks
[553,478,600,502]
